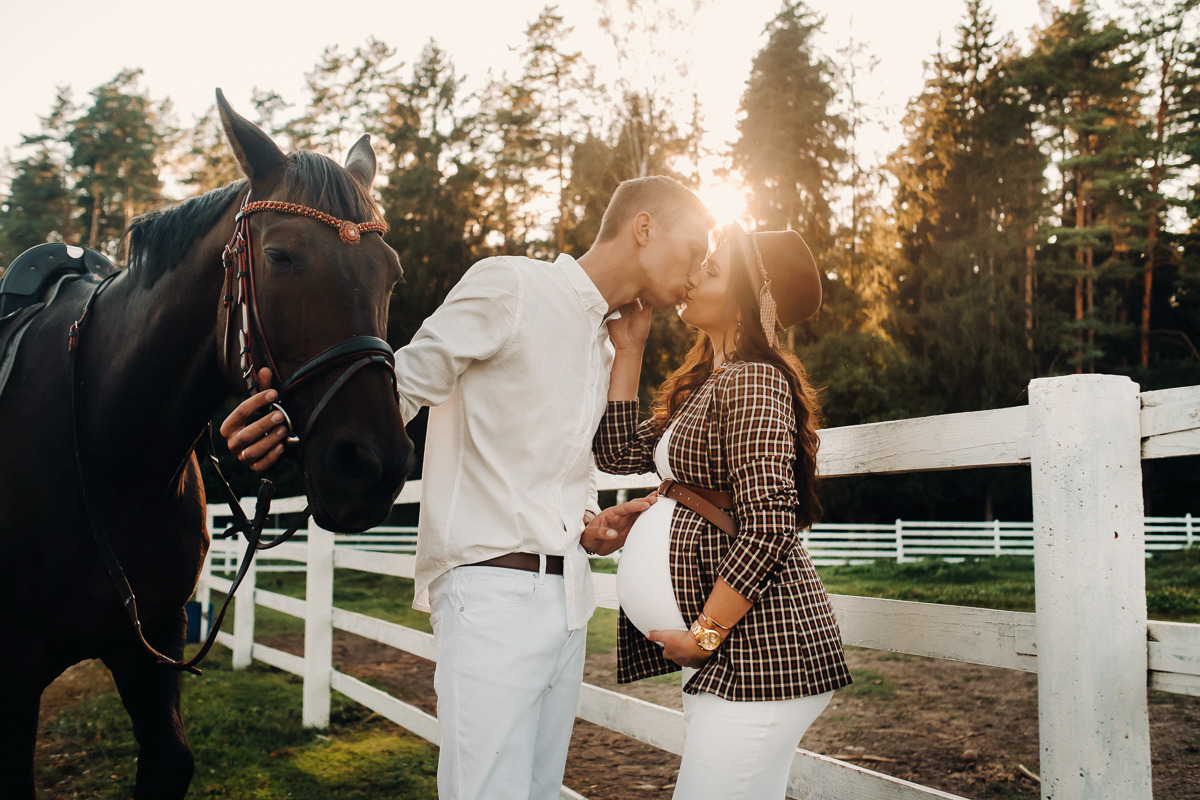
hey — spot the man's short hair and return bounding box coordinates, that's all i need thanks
[594,176,714,244]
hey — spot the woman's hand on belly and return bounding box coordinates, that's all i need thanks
[649,629,716,668]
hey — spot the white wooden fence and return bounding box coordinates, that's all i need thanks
[196,374,1200,800]
[205,515,1199,572]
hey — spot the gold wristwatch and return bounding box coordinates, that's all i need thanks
[689,617,723,651]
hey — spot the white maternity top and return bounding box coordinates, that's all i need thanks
[616,427,689,636]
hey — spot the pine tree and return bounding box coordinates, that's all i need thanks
[289,39,403,160]
[518,6,597,254]
[1128,0,1200,378]
[732,1,847,259]
[175,107,243,196]
[0,142,72,262]
[1,89,75,262]
[886,0,1046,412]
[66,70,167,256]
[477,72,550,257]
[1014,2,1145,373]
[378,42,488,348]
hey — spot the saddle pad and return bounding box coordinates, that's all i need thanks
[0,273,89,403]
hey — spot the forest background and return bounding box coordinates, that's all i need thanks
[1,0,1197,523]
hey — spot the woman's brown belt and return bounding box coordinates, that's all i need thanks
[658,479,737,537]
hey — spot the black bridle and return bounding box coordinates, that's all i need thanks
[67,193,399,673]
[222,194,399,452]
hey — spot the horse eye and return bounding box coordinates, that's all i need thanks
[264,248,294,268]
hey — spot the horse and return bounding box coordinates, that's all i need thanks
[0,90,414,798]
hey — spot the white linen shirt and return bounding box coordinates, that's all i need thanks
[394,253,615,630]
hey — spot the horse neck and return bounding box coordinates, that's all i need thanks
[82,215,236,493]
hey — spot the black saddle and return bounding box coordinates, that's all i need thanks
[0,243,117,401]
[0,243,116,318]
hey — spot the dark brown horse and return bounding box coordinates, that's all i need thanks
[0,92,413,798]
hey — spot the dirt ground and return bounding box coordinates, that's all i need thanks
[39,632,1200,799]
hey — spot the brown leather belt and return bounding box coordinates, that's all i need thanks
[659,479,737,537]
[466,552,565,575]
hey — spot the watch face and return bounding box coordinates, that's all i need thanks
[690,621,722,651]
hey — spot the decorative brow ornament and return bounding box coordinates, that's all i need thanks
[750,233,779,347]
[237,200,389,245]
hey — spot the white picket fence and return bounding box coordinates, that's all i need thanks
[196,374,1200,800]
[204,514,1200,573]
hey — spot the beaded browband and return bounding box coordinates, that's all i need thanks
[237,200,389,245]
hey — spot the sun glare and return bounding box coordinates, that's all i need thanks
[697,181,748,227]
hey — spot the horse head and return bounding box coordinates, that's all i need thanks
[216,90,413,533]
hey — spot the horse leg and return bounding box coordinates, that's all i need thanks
[0,679,42,800]
[102,611,194,800]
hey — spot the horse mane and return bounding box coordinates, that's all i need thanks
[125,181,244,283]
[125,150,383,284]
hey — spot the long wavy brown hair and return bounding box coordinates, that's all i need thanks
[649,227,823,529]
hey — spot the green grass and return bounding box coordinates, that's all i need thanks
[38,648,437,799]
[838,668,899,700]
[239,568,627,655]
[815,548,1200,623]
[42,550,1200,794]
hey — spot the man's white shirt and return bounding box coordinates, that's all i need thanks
[394,253,615,630]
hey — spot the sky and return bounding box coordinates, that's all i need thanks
[1,0,1102,214]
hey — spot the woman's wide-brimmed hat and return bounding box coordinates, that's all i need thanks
[727,223,821,345]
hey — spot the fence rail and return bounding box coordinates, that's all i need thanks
[196,376,1200,800]
[206,511,1198,572]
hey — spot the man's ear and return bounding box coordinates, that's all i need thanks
[634,211,653,246]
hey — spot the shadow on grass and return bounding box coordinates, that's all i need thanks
[37,647,437,800]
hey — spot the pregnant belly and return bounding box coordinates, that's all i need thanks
[616,498,687,637]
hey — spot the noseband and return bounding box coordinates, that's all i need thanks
[221,195,398,456]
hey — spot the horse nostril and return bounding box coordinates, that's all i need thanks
[325,439,384,491]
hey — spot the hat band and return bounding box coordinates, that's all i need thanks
[750,233,779,347]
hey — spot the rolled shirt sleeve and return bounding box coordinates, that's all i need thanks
[393,258,521,424]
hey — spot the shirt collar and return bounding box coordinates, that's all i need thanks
[554,253,614,322]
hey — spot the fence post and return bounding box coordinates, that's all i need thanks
[196,550,213,641]
[304,518,335,728]
[1188,513,1194,548]
[895,519,904,564]
[1028,374,1151,800]
[993,519,1002,557]
[231,540,257,669]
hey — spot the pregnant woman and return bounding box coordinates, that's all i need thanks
[593,222,852,800]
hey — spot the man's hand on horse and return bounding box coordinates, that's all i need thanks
[219,368,287,473]
[580,492,657,556]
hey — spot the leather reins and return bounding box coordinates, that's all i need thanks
[67,192,397,673]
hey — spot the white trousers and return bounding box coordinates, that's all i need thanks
[673,673,834,800]
[429,565,586,800]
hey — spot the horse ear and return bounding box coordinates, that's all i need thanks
[215,88,286,185]
[345,134,377,189]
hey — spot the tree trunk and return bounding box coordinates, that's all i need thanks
[1143,55,1169,369]
[88,191,102,251]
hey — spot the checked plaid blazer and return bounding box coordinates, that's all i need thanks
[593,361,852,701]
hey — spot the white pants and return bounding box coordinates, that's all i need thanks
[673,672,834,800]
[429,565,586,800]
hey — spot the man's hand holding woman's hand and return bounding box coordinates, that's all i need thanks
[219,367,288,473]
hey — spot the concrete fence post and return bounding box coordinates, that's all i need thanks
[1028,374,1151,799]
[303,518,335,728]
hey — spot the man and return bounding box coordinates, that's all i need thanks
[223,175,714,799]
